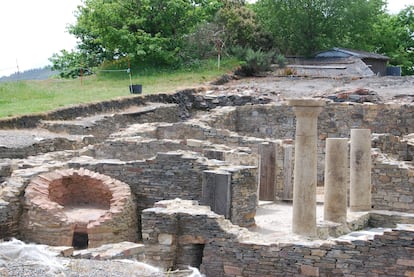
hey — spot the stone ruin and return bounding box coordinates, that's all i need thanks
[0,85,413,276]
[21,168,137,248]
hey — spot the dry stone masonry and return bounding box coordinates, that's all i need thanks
[0,82,413,276]
[20,168,138,248]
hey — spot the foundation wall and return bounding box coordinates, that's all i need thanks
[142,199,414,277]
[0,168,37,239]
[0,89,271,129]
[41,105,181,138]
[208,103,414,193]
[0,138,85,159]
[93,138,258,166]
[209,103,414,138]
[372,154,414,213]
[202,228,414,277]
[70,152,258,232]
[372,133,414,161]
[70,153,208,229]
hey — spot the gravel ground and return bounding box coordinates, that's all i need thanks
[0,129,82,148]
[219,75,414,103]
[2,259,164,277]
[0,240,201,277]
[1,259,201,277]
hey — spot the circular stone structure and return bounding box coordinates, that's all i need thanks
[21,168,138,248]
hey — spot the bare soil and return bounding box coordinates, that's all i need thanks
[216,75,414,104]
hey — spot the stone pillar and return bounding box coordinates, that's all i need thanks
[288,99,325,237]
[282,144,294,200]
[258,142,276,201]
[350,129,372,211]
[202,170,231,219]
[324,138,348,223]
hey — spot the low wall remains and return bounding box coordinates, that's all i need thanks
[20,168,138,248]
[372,151,414,213]
[142,199,414,277]
[69,151,258,233]
[208,103,414,139]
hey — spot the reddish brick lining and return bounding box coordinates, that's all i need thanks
[26,168,128,217]
[48,174,112,209]
[23,168,137,247]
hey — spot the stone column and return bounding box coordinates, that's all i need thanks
[202,171,231,219]
[258,142,276,201]
[288,99,325,237]
[324,138,348,223]
[350,129,372,211]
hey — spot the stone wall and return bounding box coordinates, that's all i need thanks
[202,226,414,277]
[0,147,257,241]
[69,152,258,234]
[92,137,257,166]
[229,166,257,226]
[142,199,414,277]
[131,121,267,152]
[372,133,414,161]
[0,89,271,129]
[0,137,86,159]
[19,168,138,248]
[0,166,53,239]
[39,104,181,139]
[208,103,414,139]
[372,152,414,213]
[141,199,248,270]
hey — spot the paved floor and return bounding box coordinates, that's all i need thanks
[250,201,326,242]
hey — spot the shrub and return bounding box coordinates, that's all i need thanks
[276,54,287,68]
[231,47,274,76]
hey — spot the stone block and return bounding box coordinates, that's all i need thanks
[311,249,326,257]
[158,233,174,245]
[301,264,319,276]
[48,246,74,257]
[224,265,242,276]
[178,235,206,244]
[405,271,414,277]
[397,259,414,267]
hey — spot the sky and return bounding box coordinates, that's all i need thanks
[0,0,413,77]
[0,0,82,77]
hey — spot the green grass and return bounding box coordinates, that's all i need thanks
[0,59,239,118]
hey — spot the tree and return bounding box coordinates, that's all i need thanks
[68,0,222,67]
[215,3,272,50]
[372,6,414,75]
[254,0,386,57]
[49,50,94,78]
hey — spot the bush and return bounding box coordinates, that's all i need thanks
[231,47,274,76]
[276,54,287,68]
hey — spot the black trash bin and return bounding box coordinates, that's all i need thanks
[129,84,142,94]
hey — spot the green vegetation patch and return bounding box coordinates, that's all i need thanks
[0,59,239,118]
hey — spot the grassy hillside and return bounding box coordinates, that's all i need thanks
[0,59,238,118]
[0,67,56,82]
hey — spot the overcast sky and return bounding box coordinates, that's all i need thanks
[0,0,413,77]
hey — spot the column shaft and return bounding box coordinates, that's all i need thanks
[350,129,372,211]
[289,99,325,237]
[324,138,348,223]
[258,142,276,201]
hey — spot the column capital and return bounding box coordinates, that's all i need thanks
[287,98,326,108]
[288,99,326,118]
